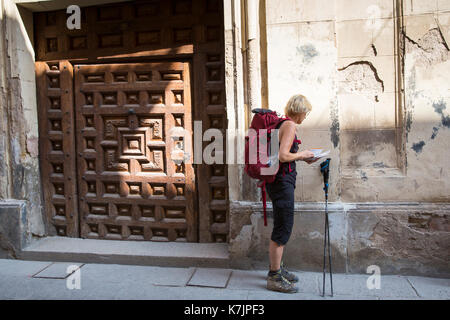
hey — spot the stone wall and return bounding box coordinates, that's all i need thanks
[0,0,45,257]
[228,0,450,277]
[252,0,450,203]
[0,201,27,258]
[230,202,450,277]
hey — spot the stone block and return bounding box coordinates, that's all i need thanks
[266,23,299,111]
[0,201,27,258]
[266,0,335,25]
[338,55,397,95]
[295,131,340,202]
[20,80,40,138]
[266,31,338,164]
[371,18,395,57]
[299,98,333,130]
[223,0,233,31]
[301,168,325,202]
[340,128,398,168]
[267,22,338,131]
[336,19,374,58]
[229,202,449,277]
[296,129,334,152]
[298,20,336,42]
[404,14,438,43]
[374,92,397,128]
[232,203,348,274]
[347,205,450,277]
[338,93,376,130]
[337,57,391,96]
[405,28,449,70]
[283,209,348,273]
[336,17,395,58]
[339,57,398,97]
[11,49,35,83]
[404,0,438,16]
[20,80,38,112]
[294,174,303,201]
[438,0,450,12]
[5,0,34,55]
[341,173,425,202]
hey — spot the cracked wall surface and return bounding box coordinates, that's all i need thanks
[338,61,385,102]
[405,28,449,67]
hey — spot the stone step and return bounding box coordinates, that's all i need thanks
[19,236,230,268]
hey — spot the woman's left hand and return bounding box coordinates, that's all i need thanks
[304,158,320,164]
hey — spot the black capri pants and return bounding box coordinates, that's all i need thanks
[266,181,295,246]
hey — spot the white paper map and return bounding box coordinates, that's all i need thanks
[309,148,330,160]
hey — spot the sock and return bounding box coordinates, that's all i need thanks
[268,269,280,276]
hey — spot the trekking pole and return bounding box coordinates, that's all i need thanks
[320,158,333,297]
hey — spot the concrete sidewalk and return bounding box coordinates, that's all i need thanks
[0,258,448,300]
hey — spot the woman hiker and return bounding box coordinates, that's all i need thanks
[266,94,318,293]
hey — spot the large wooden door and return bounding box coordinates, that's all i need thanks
[35,0,228,243]
[74,62,197,242]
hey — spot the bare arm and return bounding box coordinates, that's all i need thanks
[278,120,314,163]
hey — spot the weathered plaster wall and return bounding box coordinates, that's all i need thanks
[262,0,405,203]
[229,0,450,277]
[347,203,450,276]
[236,0,450,203]
[265,0,340,202]
[230,202,450,277]
[403,5,450,201]
[0,0,45,257]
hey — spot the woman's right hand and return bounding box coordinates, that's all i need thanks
[297,150,315,161]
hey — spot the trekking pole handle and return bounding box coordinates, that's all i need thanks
[320,158,331,195]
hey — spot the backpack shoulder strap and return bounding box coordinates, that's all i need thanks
[273,116,292,130]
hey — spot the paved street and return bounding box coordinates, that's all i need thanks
[0,259,448,300]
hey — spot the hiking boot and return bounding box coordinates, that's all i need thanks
[280,262,299,283]
[266,270,298,294]
[267,262,299,283]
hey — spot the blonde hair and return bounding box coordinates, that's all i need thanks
[284,94,312,118]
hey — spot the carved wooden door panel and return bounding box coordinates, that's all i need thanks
[36,60,79,237]
[74,62,196,242]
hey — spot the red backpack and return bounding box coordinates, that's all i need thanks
[244,109,291,226]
